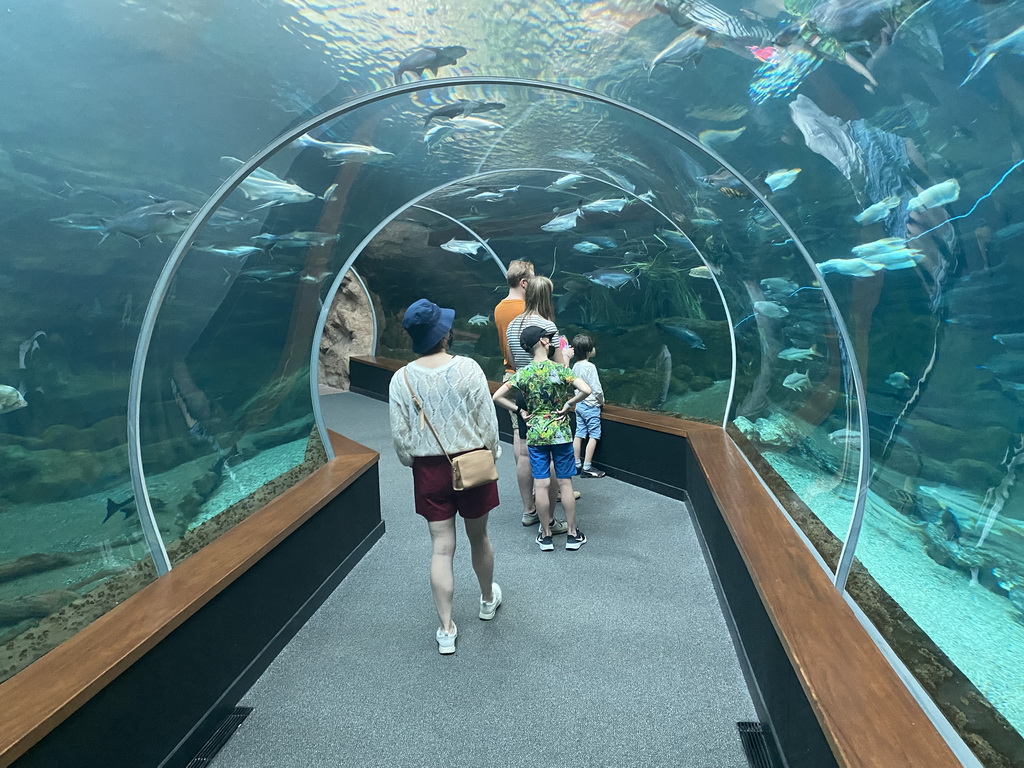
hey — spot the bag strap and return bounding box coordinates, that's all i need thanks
[403,368,454,466]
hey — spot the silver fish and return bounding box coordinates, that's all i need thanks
[854,196,900,224]
[101,200,197,243]
[18,331,46,370]
[468,314,490,326]
[50,213,107,232]
[440,237,486,256]
[699,127,746,148]
[908,179,960,212]
[760,277,798,296]
[541,209,581,232]
[0,384,28,415]
[783,371,812,391]
[828,428,862,447]
[778,345,820,361]
[545,173,585,192]
[816,257,883,277]
[753,300,790,319]
[765,168,801,192]
[195,245,262,259]
[573,242,602,254]
[586,268,639,289]
[688,266,715,279]
[656,322,705,349]
[581,197,629,214]
[651,27,711,70]
[296,135,395,164]
[961,24,1024,86]
[886,372,911,388]
[252,231,339,249]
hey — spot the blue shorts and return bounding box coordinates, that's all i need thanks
[574,403,602,440]
[528,443,577,480]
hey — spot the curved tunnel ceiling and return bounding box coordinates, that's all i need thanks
[129,77,869,576]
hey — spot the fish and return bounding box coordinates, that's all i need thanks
[321,183,338,202]
[62,182,165,207]
[765,168,800,192]
[994,222,1024,241]
[440,238,486,256]
[655,321,706,349]
[50,213,108,232]
[240,268,300,282]
[651,27,711,70]
[295,135,395,164]
[597,168,636,193]
[816,258,885,277]
[298,269,334,284]
[886,371,911,388]
[753,300,789,319]
[961,24,1024,86]
[468,191,506,201]
[18,331,46,369]
[688,266,715,279]
[585,267,639,289]
[555,149,596,163]
[103,496,135,524]
[637,191,656,204]
[590,236,618,248]
[778,344,820,361]
[237,177,317,210]
[783,371,812,391]
[541,209,582,232]
[656,345,672,405]
[0,384,28,415]
[424,115,503,148]
[394,45,468,85]
[908,179,960,212]
[423,99,506,125]
[685,104,748,122]
[195,245,263,260]
[251,231,339,249]
[828,428,861,446]
[581,198,628,214]
[101,200,198,243]
[854,196,901,224]
[698,127,746,148]
[980,353,1024,380]
[207,208,259,231]
[545,173,585,192]
[467,314,490,326]
[760,277,798,296]
[498,186,520,194]
[993,333,1024,349]
[573,242,603,254]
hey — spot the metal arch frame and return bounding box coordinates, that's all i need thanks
[309,166,731,460]
[130,76,866,588]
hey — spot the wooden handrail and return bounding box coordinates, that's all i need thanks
[0,434,378,767]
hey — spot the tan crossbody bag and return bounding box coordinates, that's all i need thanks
[403,368,498,491]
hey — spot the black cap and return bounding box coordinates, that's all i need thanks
[520,325,552,352]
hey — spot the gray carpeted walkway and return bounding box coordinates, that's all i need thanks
[210,393,756,768]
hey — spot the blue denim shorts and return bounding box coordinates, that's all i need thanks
[528,442,577,479]
[574,403,602,440]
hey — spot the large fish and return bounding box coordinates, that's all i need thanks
[394,45,467,85]
[101,200,197,243]
[585,267,639,289]
[651,27,711,70]
[655,321,706,348]
[0,384,27,415]
[541,209,582,232]
[546,173,586,192]
[854,196,900,224]
[699,127,746,148]
[581,198,629,214]
[423,99,505,126]
[440,238,486,256]
[423,115,502,149]
[251,231,340,249]
[908,179,960,212]
[961,24,1024,86]
[295,135,394,164]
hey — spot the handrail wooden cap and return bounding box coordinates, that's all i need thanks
[0,433,378,767]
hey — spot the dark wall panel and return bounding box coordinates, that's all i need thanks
[15,468,384,768]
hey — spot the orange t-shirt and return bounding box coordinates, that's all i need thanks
[494,297,525,375]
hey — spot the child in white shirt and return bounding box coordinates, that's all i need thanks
[571,334,606,478]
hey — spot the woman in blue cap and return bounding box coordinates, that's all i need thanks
[389,298,503,655]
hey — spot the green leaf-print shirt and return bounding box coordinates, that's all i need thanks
[508,359,578,446]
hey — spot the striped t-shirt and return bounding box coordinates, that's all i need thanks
[505,313,559,371]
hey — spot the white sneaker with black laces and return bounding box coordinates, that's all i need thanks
[479,583,503,620]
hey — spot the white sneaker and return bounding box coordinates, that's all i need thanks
[436,622,457,655]
[479,583,503,620]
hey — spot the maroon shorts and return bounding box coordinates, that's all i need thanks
[411,453,499,522]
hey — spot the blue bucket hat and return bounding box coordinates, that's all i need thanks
[402,298,456,354]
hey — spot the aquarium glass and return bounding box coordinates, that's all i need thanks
[3,0,1024,762]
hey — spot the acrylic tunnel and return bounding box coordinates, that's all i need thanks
[1,2,1024,768]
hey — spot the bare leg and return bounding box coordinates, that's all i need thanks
[463,514,494,602]
[558,477,577,535]
[535,476,553,536]
[573,437,583,466]
[427,518,457,634]
[584,438,599,466]
[515,431,535,515]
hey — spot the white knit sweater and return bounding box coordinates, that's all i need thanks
[388,356,501,467]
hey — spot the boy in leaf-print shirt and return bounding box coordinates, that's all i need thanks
[493,325,591,552]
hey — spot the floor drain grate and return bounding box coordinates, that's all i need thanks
[184,707,254,767]
[737,721,778,768]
